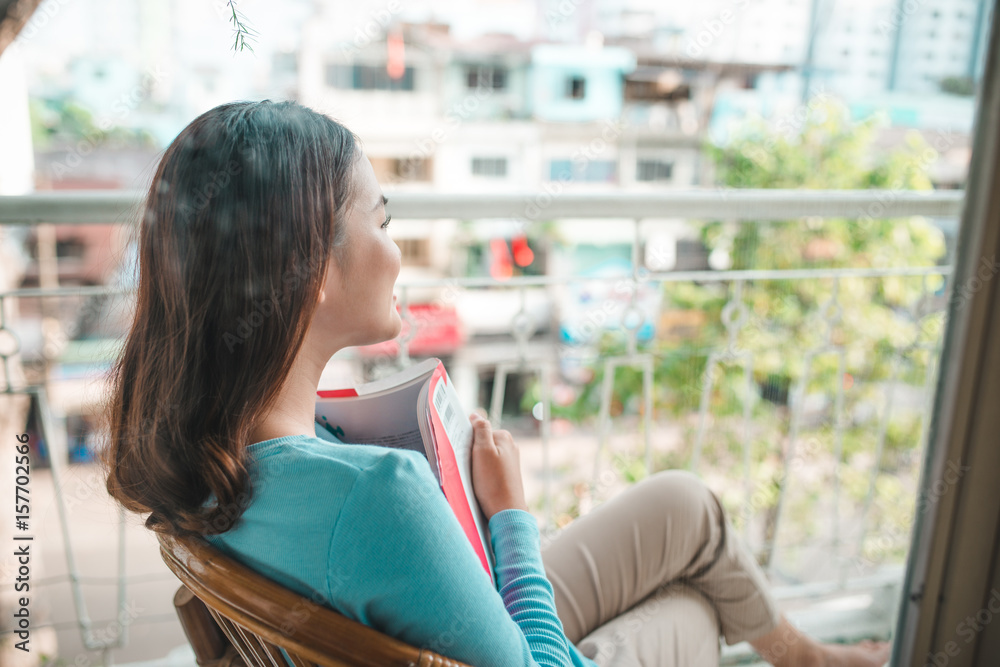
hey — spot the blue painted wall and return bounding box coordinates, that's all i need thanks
[529,45,635,123]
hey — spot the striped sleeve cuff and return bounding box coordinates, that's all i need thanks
[488,509,544,588]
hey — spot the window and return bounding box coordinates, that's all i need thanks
[549,160,572,180]
[393,157,431,181]
[636,159,674,182]
[273,52,297,75]
[548,159,616,182]
[326,64,352,88]
[55,238,86,259]
[395,238,431,266]
[565,75,586,99]
[466,66,507,91]
[471,157,508,178]
[325,64,415,91]
[369,156,433,183]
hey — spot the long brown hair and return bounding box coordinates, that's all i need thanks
[101,100,358,536]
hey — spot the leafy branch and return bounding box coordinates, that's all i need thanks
[227,0,258,54]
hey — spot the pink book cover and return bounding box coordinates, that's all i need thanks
[315,358,496,586]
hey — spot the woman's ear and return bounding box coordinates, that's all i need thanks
[319,256,347,306]
[317,262,339,305]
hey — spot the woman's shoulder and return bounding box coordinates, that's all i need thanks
[247,429,428,481]
[208,434,430,553]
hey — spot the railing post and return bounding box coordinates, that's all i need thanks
[488,286,557,532]
[764,278,847,579]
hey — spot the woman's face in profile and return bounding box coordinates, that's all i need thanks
[312,150,402,349]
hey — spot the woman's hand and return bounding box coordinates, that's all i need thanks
[469,412,529,521]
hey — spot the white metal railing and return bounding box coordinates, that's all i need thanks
[0,189,964,224]
[0,190,963,665]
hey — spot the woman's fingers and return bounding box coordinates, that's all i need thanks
[469,413,528,519]
[492,428,516,457]
[470,413,497,452]
[471,415,515,455]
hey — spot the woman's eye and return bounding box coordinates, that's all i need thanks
[381,214,392,229]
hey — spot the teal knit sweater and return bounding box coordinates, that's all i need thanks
[205,421,598,667]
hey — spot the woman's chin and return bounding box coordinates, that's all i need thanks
[389,319,403,341]
[378,319,403,345]
[356,316,403,348]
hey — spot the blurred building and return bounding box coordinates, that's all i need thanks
[804,0,991,98]
[10,0,983,451]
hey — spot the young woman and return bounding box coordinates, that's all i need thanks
[102,100,891,667]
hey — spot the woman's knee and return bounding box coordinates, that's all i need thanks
[576,583,721,667]
[636,470,726,540]
[643,469,718,509]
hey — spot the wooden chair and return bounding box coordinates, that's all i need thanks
[158,532,473,667]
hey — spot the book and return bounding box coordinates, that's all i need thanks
[314,358,496,587]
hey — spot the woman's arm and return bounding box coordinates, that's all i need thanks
[489,508,579,663]
[327,449,576,667]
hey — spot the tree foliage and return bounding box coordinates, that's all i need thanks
[540,99,948,572]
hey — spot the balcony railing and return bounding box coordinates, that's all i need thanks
[0,189,964,666]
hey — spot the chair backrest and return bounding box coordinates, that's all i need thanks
[158,532,473,667]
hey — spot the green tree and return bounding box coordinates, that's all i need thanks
[541,98,947,574]
[701,98,946,392]
[30,97,157,151]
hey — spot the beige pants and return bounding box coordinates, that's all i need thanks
[540,470,781,667]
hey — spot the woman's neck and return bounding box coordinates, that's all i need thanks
[249,345,330,445]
